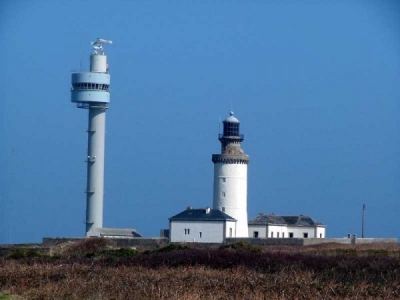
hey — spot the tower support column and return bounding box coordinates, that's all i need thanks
[85,106,106,235]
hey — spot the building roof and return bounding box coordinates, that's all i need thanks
[170,207,236,222]
[249,213,325,227]
[96,227,142,237]
[224,111,240,123]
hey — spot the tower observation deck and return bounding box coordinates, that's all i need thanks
[212,111,250,237]
[71,38,112,237]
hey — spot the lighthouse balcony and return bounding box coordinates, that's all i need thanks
[218,134,244,139]
[218,134,244,143]
[212,154,250,164]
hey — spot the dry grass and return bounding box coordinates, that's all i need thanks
[0,240,399,299]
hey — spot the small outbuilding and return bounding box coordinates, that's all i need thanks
[169,207,237,243]
[248,213,326,238]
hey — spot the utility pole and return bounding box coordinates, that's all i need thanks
[361,204,366,238]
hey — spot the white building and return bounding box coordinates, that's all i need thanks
[212,112,250,237]
[248,213,326,238]
[169,207,237,243]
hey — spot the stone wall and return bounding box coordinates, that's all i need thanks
[225,238,304,246]
[42,237,169,248]
[15,236,400,251]
[226,237,398,246]
[355,238,398,244]
[109,238,169,247]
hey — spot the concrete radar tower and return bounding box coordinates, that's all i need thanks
[71,38,112,237]
[212,111,250,237]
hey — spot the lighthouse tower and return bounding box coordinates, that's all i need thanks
[212,111,250,237]
[71,38,112,237]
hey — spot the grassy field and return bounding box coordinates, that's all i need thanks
[0,239,399,299]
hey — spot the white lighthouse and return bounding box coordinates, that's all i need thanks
[212,111,250,237]
[71,38,112,237]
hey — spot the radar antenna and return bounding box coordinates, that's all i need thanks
[91,38,113,55]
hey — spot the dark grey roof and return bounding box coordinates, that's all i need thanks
[170,208,236,222]
[249,213,325,227]
[97,228,142,237]
[249,214,286,225]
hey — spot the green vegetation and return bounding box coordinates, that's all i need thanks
[0,294,22,300]
[220,241,262,253]
[153,243,189,252]
[6,248,44,260]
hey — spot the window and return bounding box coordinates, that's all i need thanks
[253,231,259,238]
[289,232,294,238]
[229,228,232,237]
[188,229,190,235]
[223,122,240,136]
[320,233,322,238]
[277,232,280,238]
[270,232,274,238]
[222,207,225,212]
[303,233,308,238]
[199,232,202,238]
[221,192,226,197]
[184,228,190,235]
[282,232,285,238]
[222,178,226,182]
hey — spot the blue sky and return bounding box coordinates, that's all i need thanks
[1,1,399,243]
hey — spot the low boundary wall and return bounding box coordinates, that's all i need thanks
[42,237,169,247]
[225,237,398,246]
[0,237,395,253]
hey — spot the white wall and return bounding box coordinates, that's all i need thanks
[316,226,326,238]
[225,221,237,238]
[170,221,226,243]
[249,224,326,238]
[248,225,267,238]
[213,163,248,237]
[267,225,289,238]
[287,226,316,238]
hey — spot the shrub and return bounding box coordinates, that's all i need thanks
[154,243,189,253]
[220,241,262,253]
[6,249,43,260]
[63,238,111,258]
[99,248,139,258]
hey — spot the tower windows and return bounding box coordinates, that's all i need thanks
[72,83,109,91]
[223,122,239,136]
[222,178,226,183]
[221,192,226,197]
